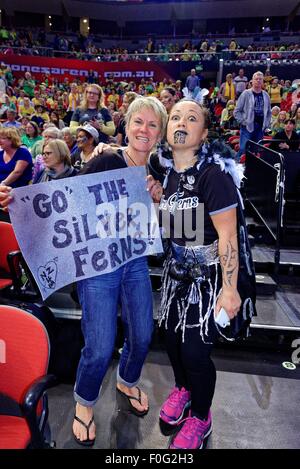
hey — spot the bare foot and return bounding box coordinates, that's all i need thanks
[117,384,148,413]
[73,403,96,442]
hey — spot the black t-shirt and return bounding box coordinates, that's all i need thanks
[159,162,238,246]
[71,107,112,143]
[116,118,126,146]
[253,91,264,128]
[78,148,127,175]
[270,130,300,152]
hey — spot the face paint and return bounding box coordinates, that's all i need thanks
[174,130,188,144]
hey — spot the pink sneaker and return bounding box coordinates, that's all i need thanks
[160,387,191,425]
[169,410,212,449]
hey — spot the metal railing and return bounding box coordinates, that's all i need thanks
[0,45,299,62]
[243,140,285,272]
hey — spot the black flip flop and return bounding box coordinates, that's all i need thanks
[116,386,149,417]
[73,415,96,447]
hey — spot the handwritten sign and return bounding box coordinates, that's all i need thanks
[9,167,162,300]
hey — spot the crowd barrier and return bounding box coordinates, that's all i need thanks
[243,140,285,271]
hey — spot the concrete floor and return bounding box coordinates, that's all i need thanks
[48,349,300,450]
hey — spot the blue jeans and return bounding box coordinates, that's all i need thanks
[237,124,264,159]
[74,256,153,406]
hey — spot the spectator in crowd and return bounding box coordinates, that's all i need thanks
[233,69,248,98]
[0,70,7,94]
[271,110,287,135]
[116,91,138,146]
[218,74,236,107]
[30,125,62,161]
[0,94,9,120]
[71,96,166,447]
[22,72,35,99]
[0,127,33,188]
[268,77,282,107]
[150,99,253,449]
[270,106,280,127]
[19,96,35,118]
[234,71,271,158]
[65,82,81,125]
[107,88,120,109]
[33,139,77,183]
[160,87,177,115]
[185,69,201,98]
[220,100,237,130]
[61,127,78,157]
[294,106,300,133]
[50,110,65,130]
[31,104,50,128]
[271,119,300,152]
[3,109,21,128]
[21,120,42,150]
[70,84,115,144]
[71,123,99,169]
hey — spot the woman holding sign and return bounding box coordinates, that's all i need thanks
[149,99,255,449]
[69,96,167,446]
[0,96,166,447]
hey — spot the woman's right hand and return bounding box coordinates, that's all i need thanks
[91,142,112,158]
[0,185,13,211]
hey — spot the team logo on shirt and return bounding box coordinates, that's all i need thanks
[160,192,199,212]
[187,175,195,185]
[183,175,195,191]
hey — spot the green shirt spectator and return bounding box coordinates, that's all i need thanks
[23,72,36,99]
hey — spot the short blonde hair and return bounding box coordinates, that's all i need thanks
[0,127,21,148]
[43,139,71,166]
[125,96,168,139]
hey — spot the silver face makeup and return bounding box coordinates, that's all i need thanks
[174,130,188,144]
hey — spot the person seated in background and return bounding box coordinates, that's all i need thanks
[33,138,77,183]
[0,127,33,188]
[271,119,300,152]
[30,125,62,161]
[220,100,237,130]
[71,124,99,169]
[116,92,138,146]
[159,87,177,115]
[31,104,50,128]
[271,110,287,136]
[61,127,78,157]
[18,96,35,118]
[49,110,65,130]
[270,106,280,127]
[2,109,21,129]
[21,120,42,151]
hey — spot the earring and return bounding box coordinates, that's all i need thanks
[124,135,129,145]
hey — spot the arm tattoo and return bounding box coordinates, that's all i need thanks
[219,241,238,287]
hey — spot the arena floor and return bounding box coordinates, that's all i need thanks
[48,347,300,449]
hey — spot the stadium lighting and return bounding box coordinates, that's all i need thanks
[49,23,52,26]
[48,16,51,19]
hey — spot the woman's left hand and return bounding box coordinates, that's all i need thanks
[215,288,241,320]
[146,175,163,203]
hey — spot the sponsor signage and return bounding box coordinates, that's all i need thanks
[0,54,173,83]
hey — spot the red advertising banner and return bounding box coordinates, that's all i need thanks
[0,54,174,83]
